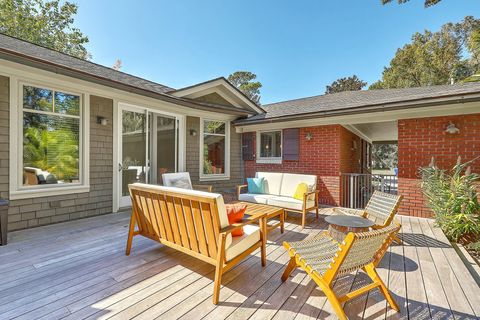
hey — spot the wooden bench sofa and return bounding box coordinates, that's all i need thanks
[126,183,268,304]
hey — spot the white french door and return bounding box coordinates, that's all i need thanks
[117,103,184,208]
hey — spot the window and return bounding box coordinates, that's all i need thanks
[258,131,282,162]
[200,119,230,180]
[20,84,83,190]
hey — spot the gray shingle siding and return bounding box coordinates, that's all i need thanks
[0,76,114,231]
[186,116,244,194]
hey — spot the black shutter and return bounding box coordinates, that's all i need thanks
[242,132,255,161]
[282,128,299,161]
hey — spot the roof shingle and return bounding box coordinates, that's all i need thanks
[236,83,480,123]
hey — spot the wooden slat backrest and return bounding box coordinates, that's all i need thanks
[129,184,223,260]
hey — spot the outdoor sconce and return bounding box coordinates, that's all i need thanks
[189,129,197,136]
[96,116,108,126]
[305,132,313,141]
[445,122,460,134]
[352,140,358,150]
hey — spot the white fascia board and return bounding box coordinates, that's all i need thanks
[0,60,237,120]
[172,78,263,114]
[235,100,480,133]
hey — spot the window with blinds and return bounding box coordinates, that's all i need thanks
[22,85,81,186]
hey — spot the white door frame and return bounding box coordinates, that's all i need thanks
[113,101,185,211]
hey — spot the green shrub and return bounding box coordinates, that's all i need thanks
[419,156,480,241]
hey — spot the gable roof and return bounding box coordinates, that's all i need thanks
[235,83,480,125]
[0,33,259,116]
[168,77,265,113]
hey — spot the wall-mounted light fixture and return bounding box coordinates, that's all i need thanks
[305,132,313,141]
[445,122,460,134]
[189,129,197,136]
[352,140,358,150]
[97,116,108,126]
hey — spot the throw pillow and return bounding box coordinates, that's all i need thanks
[226,203,248,237]
[247,177,265,194]
[293,183,309,200]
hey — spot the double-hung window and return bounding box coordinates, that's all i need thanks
[200,119,230,180]
[12,83,87,199]
[257,130,282,163]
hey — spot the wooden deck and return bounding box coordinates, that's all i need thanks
[1,209,479,320]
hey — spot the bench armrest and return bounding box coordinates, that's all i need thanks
[236,184,248,198]
[193,184,213,193]
[303,190,320,207]
[220,212,267,235]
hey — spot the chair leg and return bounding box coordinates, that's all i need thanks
[280,210,285,234]
[281,257,297,281]
[213,234,227,304]
[213,262,223,304]
[364,264,400,312]
[301,209,307,229]
[125,213,136,256]
[260,217,267,266]
[317,281,348,320]
[315,206,319,219]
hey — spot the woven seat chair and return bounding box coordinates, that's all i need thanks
[333,190,403,243]
[281,224,401,320]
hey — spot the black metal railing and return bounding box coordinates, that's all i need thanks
[340,173,397,209]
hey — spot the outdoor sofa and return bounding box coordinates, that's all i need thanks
[237,172,319,228]
[126,183,267,304]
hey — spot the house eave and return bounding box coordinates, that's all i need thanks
[0,49,251,116]
[234,93,480,126]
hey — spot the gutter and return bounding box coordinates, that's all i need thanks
[0,49,253,116]
[234,94,480,126]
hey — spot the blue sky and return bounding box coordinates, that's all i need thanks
[74,0,479,104]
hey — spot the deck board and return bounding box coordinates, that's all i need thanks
[0,209,479,320]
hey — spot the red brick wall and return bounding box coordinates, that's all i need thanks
[244,125,363,206]
[398,113,480,217]
[340,128,362,173]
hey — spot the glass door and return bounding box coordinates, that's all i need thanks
[148,113,178,185]
[119,108,148,207]
[118,104,181,208]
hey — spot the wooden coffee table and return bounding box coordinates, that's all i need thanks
[232,201,286,234]
[325,215,374,242]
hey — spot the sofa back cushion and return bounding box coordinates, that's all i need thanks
[280,173,317,198]
[162,172,193,190]
[256,172,283,195]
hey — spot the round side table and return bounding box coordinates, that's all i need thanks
[325,215,374,242]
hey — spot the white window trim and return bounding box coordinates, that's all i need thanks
[9,77,90,200]
[199,118,230,181]
[256,130,283,164]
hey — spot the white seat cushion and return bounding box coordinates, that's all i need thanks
[238,193,276,204]
[279,173,317,198]
[256,172,283,196]
[225,224,260,261]
[267,196,315,211]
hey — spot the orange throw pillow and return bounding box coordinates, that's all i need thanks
[226,204,247,237]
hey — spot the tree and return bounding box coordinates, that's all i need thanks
[372,143,398,170]
[370,16,480,89]
[227,71,262,104]
[382,0,442,7]
[463,29,480,82]
[325,75,367,94]
[0,0,90,59]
